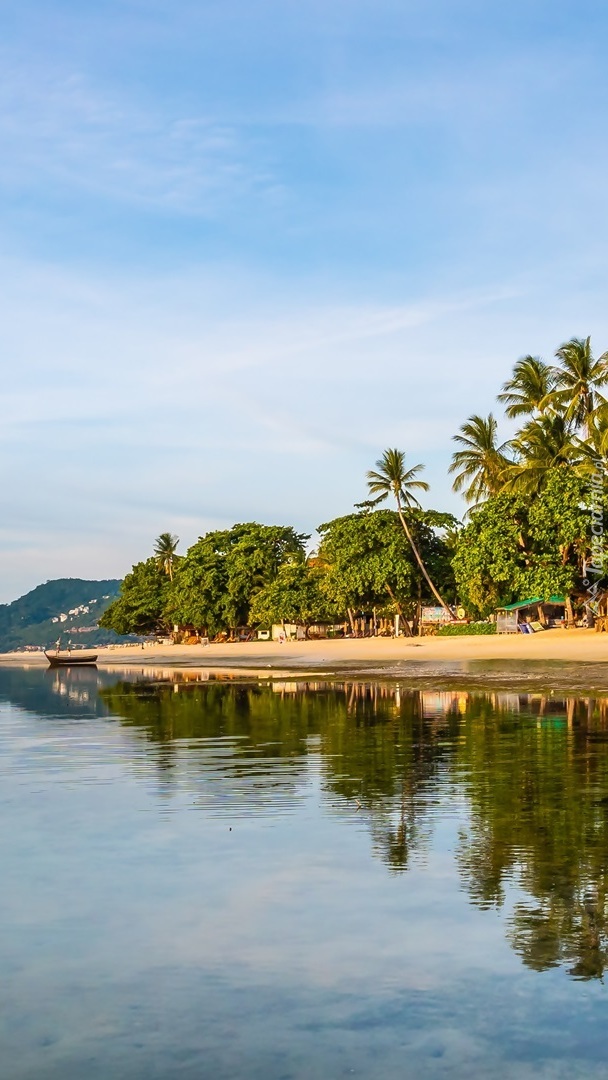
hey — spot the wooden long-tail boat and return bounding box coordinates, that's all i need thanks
[45,650,98,668]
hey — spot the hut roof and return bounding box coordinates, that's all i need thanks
[497,595,566,611]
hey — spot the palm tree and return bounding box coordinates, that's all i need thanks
[154,533,180,581]
[497,356,556,419]
[586,401,608,462]
[449,413,511,508]
[366,448,454,617]
[502,413,578,495]
[543,337,608,435]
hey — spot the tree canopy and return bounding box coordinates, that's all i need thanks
[451,469,593,616]
[168,523,308,633]
[318,508,456,622]
[249,560,336,631]
[99,559,171,635]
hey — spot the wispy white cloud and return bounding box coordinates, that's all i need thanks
[2,0,608,603]
[4,248,608,601]
[0,255,521,598]
[0,60,278,213]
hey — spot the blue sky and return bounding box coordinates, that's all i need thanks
[2,0,608,602]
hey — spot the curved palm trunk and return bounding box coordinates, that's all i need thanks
[396,498,455,619]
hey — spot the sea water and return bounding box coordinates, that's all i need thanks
[1,665,608,1079]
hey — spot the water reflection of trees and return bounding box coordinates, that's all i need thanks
[101,678,318,813]
[455,693,608,980]
[99,676,608,979]
[100,678,455,866]
[316,683,461,873]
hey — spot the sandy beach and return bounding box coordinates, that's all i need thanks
[2,628,608,673]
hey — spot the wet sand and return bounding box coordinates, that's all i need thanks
[4,630,608,694]
[2,628,607,672]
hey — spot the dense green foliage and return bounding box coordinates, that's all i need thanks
[451,336,608,503]
[102,523,310,637]
[436,622,496,636]
[318,509,456,624]
[99,560,171,636]
[0,578,121,651]
[168,524,308,634]
[318,510,416,617]
[249,560,336,630]
[153,533,180,580]
[449,413,510,506]
[451,469,594,616]
[100,512,456,637]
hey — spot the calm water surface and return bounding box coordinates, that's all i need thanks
[2,665,608,1079]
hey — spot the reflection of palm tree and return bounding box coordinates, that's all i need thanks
[449,413,511,508]
[497,355,555,418]
[366,448,453,616]
[154,533,180,581]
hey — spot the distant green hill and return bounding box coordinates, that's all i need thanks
[0,578,128,652]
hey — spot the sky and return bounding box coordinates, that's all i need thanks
[2,0,608,603]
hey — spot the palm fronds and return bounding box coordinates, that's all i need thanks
[497,356,556,419]
[449,413,512,505]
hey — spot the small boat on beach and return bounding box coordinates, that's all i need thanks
[45,650,98,668]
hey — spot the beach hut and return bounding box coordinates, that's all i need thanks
[496,596,567,633]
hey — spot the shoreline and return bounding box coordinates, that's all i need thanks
[4,632,608,695]
[1,628,608,674]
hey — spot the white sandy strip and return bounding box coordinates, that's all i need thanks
[2,628,608,671]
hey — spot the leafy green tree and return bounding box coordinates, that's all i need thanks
[249,560,336,632]
[318,510,414,628]
[449,413,511,508]
[153,533,180,581]
[99,559,171,635]
[451,338,608,515]
[451,468,593,616]
[366,448,454,616]
[166,535,227,634]
[168,523,308,634]
[522,469,595,622]
[451,494,528,616]
[318,509,455,632]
